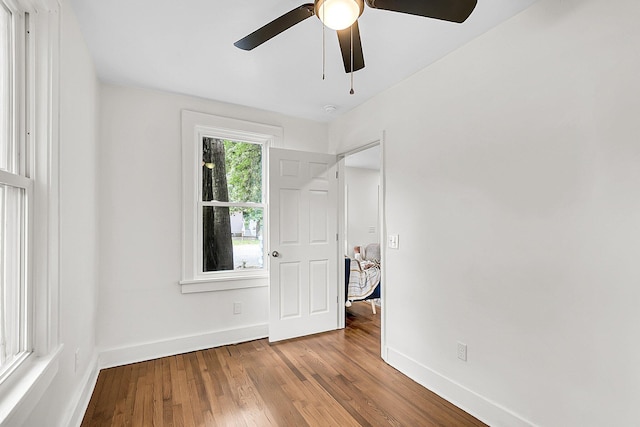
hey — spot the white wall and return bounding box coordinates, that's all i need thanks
[329,0,640,425]
[345,167,380,255]
[22,1,100,425]
[97,84,328,366]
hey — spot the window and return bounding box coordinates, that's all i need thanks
[201,138,264,272]
[0,0,59,423]
[0,0,31,381]
[181,111,283,293]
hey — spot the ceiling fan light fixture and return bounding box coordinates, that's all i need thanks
[315,0,363,31]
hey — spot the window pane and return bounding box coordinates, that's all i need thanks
[231,207,264,270]
[202,138,262,204]
[203,206,264,272]
[0,184,27,374]
[0,4,12,173]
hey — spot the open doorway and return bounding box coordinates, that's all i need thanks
[340,143,382,333]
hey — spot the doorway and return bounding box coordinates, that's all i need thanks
[339,142,384,350]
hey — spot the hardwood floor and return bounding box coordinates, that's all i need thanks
[82,303,486,426]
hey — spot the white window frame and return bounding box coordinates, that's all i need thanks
[1,0,30,378]
[0,0,60,425]
[180,110,282,294]
[0,173,32,379]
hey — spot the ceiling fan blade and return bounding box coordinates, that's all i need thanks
[234,4,315,50]
[337,21,365,73]
[365,0,477,23]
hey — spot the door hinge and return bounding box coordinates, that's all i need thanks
[335,170,338,179]
[336,233,339,241]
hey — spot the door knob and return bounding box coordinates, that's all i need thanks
[271,250,280,258]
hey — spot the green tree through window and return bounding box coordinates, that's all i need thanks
[202,138,263,272]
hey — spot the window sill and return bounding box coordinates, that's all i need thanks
[0,345,63,427]
[180,274,268,294]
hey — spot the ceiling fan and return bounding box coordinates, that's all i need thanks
[234,0,478,75]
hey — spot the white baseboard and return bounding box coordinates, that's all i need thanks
[98,323,269,369]
[64,352,99,427]
[386,347,535,427]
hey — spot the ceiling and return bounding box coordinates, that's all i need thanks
[69,0,537,122]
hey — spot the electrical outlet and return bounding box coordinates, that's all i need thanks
[457,342,467,362]
[233,302,242,315]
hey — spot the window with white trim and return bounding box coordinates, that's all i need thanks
[181,111,282,292]
[0,0,31,381]
[0,1,59,422]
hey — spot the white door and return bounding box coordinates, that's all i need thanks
[268,148,338,342]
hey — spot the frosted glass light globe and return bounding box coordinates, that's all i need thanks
[317,0,361,30]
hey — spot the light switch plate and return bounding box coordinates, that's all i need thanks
[388,234,399,249]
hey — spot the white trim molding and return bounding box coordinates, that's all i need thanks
[386,347,535,427]
[99,324,269,369]
[62,352,99,427]
[180,275,268,294]
[0,1,61,424]
[0,346,62,426]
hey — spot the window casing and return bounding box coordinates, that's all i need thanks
[181,111,283,293]
[0,0,31,383]
[0,0,60,424]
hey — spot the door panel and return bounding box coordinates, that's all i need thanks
[279,189,300,244]
[269,148,338,342]
[279,262,301,319]
[309,190,329,243]
[309,260,329,314]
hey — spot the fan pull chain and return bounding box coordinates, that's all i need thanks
[322,7,326,80]
[350,24,354,95]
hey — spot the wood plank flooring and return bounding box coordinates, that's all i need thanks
[81,303,486,426]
